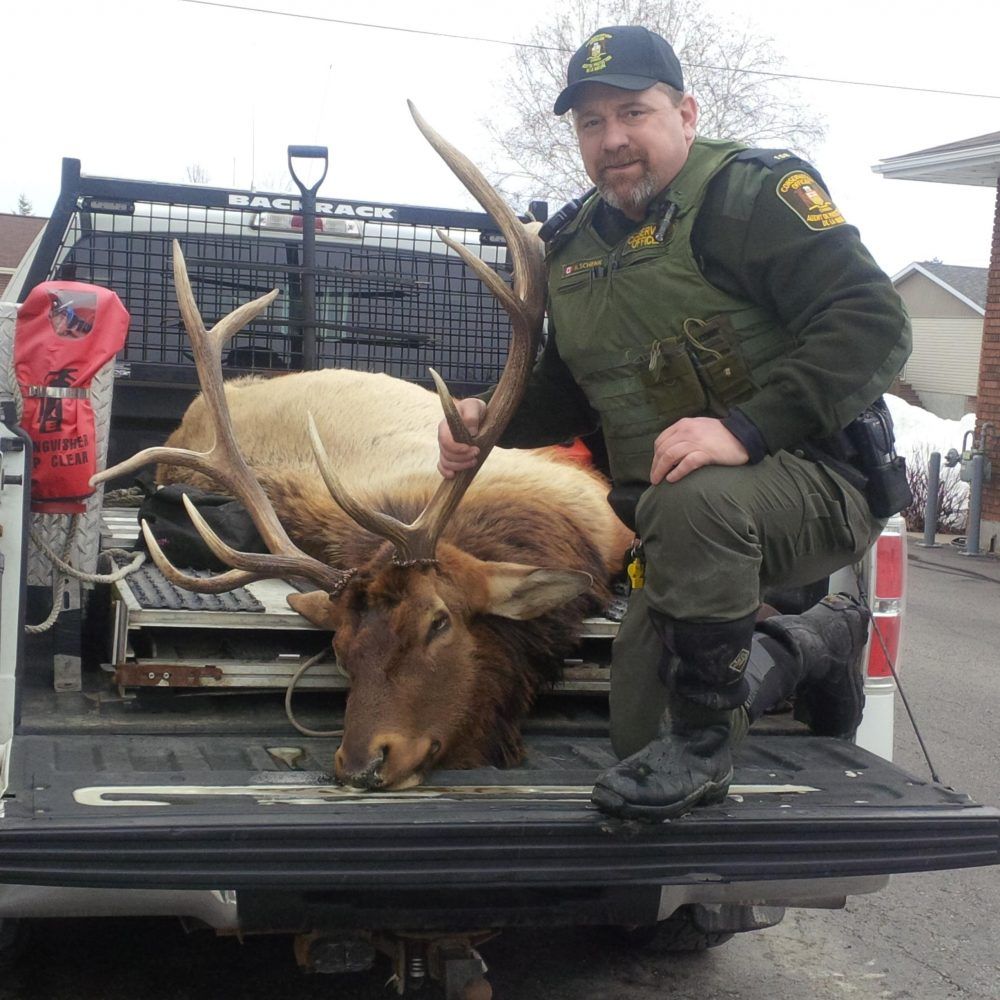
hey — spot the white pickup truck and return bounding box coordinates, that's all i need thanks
[0,159,995,999]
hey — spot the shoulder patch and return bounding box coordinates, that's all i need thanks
[776,171,846,231]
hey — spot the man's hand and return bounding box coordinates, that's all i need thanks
[650,416,750,484]
[437,397,488,479]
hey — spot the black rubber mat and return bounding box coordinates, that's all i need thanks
[114,556,264,613]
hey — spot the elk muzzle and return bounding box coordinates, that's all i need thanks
[334,731,442,790]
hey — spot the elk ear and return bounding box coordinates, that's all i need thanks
[287,590,345,630]
[481,562,593,620]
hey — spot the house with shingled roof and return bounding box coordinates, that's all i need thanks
[874,129,1000,551]
[891,260,986,419]
[0,213,47,299]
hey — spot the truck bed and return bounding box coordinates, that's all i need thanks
[7,625,998,895]
[5,507,996,908]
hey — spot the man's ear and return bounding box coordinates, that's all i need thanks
[680,92,699,141]
[480,561,593,620]
[287,590,345,630]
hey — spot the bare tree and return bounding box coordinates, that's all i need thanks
[185,163,210,184]
[485,0,826,205]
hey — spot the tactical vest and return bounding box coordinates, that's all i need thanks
[546,138,796,483]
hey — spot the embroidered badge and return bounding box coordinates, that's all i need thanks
[729,648,751,673]
[581,33,613,74]
[562,258,604,277]
[776,171,846,231]
[625,224,659,252]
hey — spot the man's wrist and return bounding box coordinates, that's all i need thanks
[721,409,768,464]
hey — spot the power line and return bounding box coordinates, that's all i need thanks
[179,0,1000,102]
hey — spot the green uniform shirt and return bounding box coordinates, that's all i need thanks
[496,141,911,479]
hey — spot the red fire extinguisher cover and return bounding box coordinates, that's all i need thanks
[14,282,129,514]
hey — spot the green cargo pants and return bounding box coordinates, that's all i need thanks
[610,451,883,758]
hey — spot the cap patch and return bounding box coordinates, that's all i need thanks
[776,171,845,231]
[581,33,614,74]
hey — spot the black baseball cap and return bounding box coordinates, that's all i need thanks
[553,25,684,115]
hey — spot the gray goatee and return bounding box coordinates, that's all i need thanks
[598,173,659,214]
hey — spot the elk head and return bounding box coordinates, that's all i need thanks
[93,104,594,791]
[288,547,591,789]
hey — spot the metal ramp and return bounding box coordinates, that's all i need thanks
[104,509,620,695]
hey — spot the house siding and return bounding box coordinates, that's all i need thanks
[895,272,981,318]
[906,317,982,395]
[892,269,984,418]
[0,214,47,298]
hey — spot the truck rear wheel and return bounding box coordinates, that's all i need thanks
[615,907,735,953]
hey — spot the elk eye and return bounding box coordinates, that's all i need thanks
[428,613,450,640]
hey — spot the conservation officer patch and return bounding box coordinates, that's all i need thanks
[776,171,845,231]
[563,258,603,277]
[625,224,658,252]
[777,170,845,232]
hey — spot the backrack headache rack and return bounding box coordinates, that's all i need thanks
[21,158,525,398]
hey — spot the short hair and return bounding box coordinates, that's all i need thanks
[570,81,687,121]
[655,82,685,106]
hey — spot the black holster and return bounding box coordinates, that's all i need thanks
[607,482,648,533]
[805,397,912,519]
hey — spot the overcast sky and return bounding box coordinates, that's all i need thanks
[3,0,999,276]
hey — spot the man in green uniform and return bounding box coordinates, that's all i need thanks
[438,25,911,821]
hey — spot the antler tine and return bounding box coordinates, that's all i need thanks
[291,105,543,565]
[96,241,355,596]
[92,444,218,488]
[428,368,474,446]
[140,519,265,593]
[306,414,417,553]
[391,102,545,561]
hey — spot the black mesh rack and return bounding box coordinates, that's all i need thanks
[22,159,525,398]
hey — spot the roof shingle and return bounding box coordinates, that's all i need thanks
[917,261,988,309]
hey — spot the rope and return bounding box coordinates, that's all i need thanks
[284,647,344,738]
[25,520,77,635]
[30,528,146,584]
[25,515,147,634]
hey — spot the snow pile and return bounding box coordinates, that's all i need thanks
[885,393,975,463]
[884,393,974,526]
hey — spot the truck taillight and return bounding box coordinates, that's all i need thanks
[866,516,906,679]
[250,212,362,238]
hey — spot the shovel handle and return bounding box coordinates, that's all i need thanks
[287,145,329,196]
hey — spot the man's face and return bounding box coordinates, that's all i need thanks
[572,83,698,220]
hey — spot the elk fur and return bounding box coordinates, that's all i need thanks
[157,367,632,771]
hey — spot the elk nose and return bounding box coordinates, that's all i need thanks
[334,744,387,790]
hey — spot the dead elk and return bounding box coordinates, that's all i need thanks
[94,106,631,791]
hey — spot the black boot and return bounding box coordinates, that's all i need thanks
[591,697,735,821]
[756,593,871,738]
[592,612,756,821]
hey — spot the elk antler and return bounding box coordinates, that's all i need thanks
[91,241,354,596]
[307,101,546,564]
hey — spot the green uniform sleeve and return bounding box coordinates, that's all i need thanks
[695,158,912,454]
[479,320,600,449]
